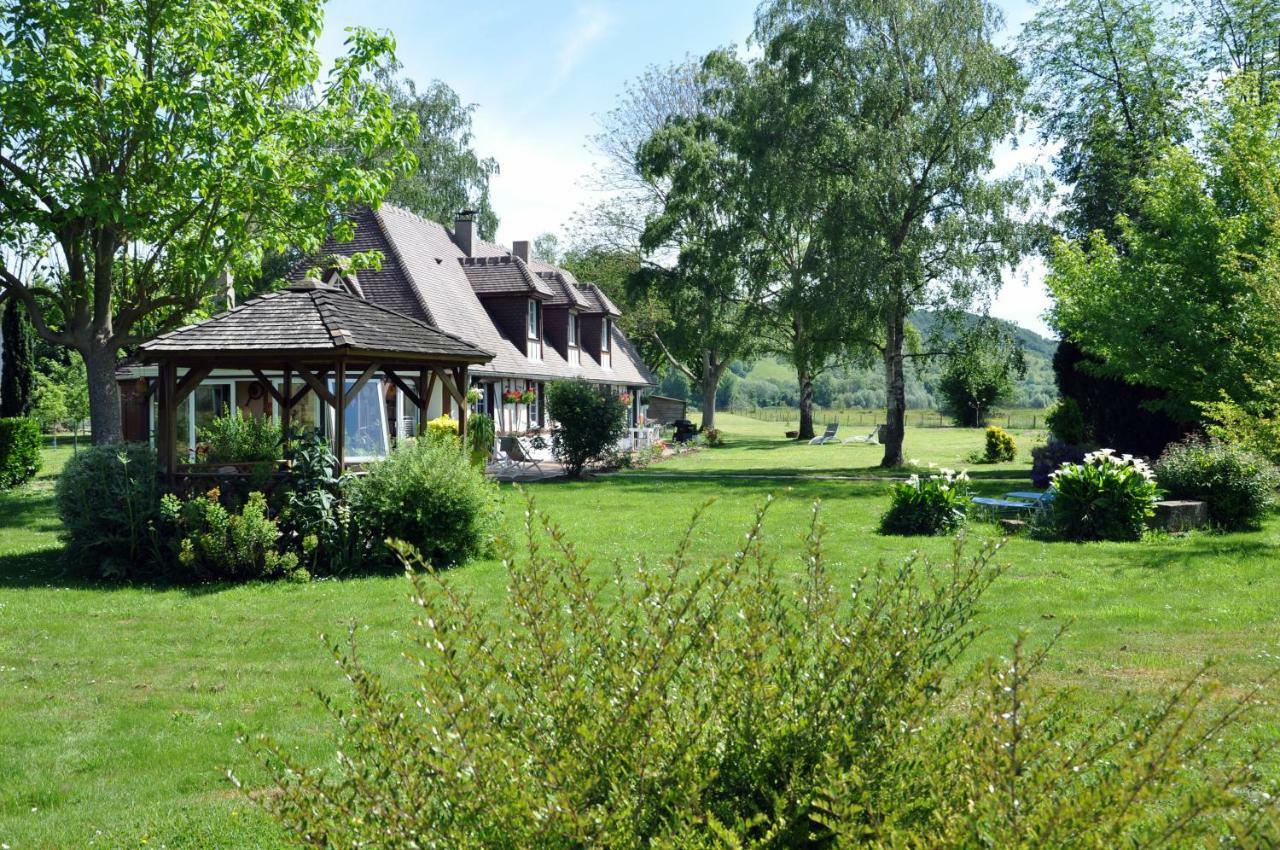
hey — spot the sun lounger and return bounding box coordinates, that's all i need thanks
[842,427,879,445]
[809,423,839,445]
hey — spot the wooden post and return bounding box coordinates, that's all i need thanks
[334,361,346,471]
[158,361,178,484]
[417,368,429,436]
[454,366,468,445]
[282,366,293,461]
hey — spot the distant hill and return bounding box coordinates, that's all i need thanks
[652,312,1059,411]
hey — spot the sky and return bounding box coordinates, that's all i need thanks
[320,0,1055,336]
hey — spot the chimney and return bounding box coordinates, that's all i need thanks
[512,240,530,263]
[220,268,235,309]
[454,210,476,256]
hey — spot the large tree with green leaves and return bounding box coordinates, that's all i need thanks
[376,65,500,240]
[1047,79,1280,424]
[757,0,1038,466]
[0,0,415,443]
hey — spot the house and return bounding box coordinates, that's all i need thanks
[118,203,654,458]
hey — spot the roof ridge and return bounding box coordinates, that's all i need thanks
[371,205,438,327]
[311,291,354,348]
[317,283,494,357]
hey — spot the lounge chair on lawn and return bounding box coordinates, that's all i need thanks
[809,423,839,445]
[971,490,1054,518]
[842,427,879,445]
[511,436,546,474]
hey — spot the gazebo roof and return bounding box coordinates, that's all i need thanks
[140,282,494,365]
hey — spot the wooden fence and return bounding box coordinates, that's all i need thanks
[729,406,1048,430]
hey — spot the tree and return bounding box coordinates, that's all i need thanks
[1047,79,1280,430]
[0,1,416,443]
[545,381,627,478]
[1195,0,1280,104]
[757,0,1039,466]
[1,298,34,417]
[376,67,500,240]
[937,325,1026,427]
[533,233,561,264]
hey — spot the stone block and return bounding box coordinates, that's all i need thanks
[1153,500,1208,532]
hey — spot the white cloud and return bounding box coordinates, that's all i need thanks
[554,3,615,86]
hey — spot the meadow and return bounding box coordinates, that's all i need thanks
[2,416,1279,848]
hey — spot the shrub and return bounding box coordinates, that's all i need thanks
[545,380,627,478]
[56,443,163,578]
[0,416,41,488]
[1030,438,1090,488]
[879,468,970,535]
[351,435,500,568]
[199,409,281,464]
[983,425,1016,462]
[466,412,496,468]
[426,413,459,442]
[280,434,363,576]
[1155,437,1278,531]
[1045,397,1087,444]
[1049,449,1161,541]
[160,490,303,582]
[1199,397,1280,466]
[247,499,1280,848]
[702,427,724,447]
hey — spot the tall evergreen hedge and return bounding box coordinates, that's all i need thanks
[0,417,41,489]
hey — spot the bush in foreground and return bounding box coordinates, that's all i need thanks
[246,499,1280,848]
[545,380,627,477]
[1156,437,1277,532]
[0,416,41,488]
[879,469,970,535]
[351,433,500,568]
[56,443,163,579]
[1050,449,1161,541]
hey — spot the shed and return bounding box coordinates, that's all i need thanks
[645,394,688,425]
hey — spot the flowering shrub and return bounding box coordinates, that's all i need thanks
[502,389,525,404]
[702,427,724,447]
[425,413,459,442]
[1155,437,1278,531]
[879,468,970,535]
[1049,449,1161,541]
[983,425,1016,462]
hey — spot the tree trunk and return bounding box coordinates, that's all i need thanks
[83,343,123,444]
[699,352,727,432]
[881,312,907,467]
[797,368,815,441]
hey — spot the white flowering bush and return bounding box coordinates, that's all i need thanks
[1049,449,1161,541]
[879,467,971,535]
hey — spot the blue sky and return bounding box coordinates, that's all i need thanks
[321,0,1053,335]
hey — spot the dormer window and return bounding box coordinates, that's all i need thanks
[527,299,542,361]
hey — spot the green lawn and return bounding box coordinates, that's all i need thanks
[2,416,1279,848]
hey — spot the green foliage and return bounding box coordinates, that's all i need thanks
[1,299,34,417]
[545,381,628,478]
[198,410,281,465]
[1050,450,1161,541]
[1046,397,1087,444]
[281,433,363,576]
[879,469,971,536]
[1047,82,1280,424]
[1156,438,1278,532]
[466,412,496,467]
[1200,397,1280,466]
[425,414,459,442]
[248,499,1280,848]
[160,490,302,583]
[984,425,1017,463]
[1031,438,1090,489]
[351,435,500,568]
[938,324,1027,427]
[702,427,724,447]
[56,444,162,579]
[29,373,69,433]
[0,0,415,441]
[0,417,41,489]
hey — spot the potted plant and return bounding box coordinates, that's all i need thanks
[520,389,538,405]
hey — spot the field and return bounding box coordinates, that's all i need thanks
[3,416,1280,847]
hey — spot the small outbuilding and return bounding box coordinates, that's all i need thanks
[136,280,493,482]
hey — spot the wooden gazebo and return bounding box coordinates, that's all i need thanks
[139,280,494,478]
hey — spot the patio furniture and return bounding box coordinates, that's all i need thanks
[511,436,546,473]
[842,427,879,445]
[971,490,1054,518]
[809,423,839,445]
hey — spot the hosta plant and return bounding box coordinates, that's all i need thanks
[1049,449,1161,541]
[879,468,970,535]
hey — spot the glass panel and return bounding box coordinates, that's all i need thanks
[191,384,232,455]
[331,379,388,461]
[527,301,538,338]
[601,319,611,352]
[568,314,577,345]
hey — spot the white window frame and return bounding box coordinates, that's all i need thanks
[601,318,611,352]
[326,377,391,463]
[527,300,539,339]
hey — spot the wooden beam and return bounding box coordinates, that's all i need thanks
[454,366,468,442]
[158,362,178,480]
[343,363,379,409]
[417,368,430,436]
[296,366,336,408]
[433,367,464,407]
[382,368,421,409]
[174,366,213,406]
[282,368,293,459]
[334,361,346,470]
[250,369,286,406]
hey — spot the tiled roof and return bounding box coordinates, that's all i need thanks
[288,204,653,385]
[461,256,556,298]
[139,283,492,364]
[535,270,592,309]
[575,282,622,316]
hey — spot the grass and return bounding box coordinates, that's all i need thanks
[2,416,1279,847]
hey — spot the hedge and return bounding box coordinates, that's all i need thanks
[0,417,41,489]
